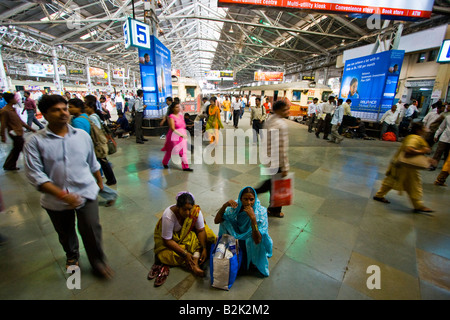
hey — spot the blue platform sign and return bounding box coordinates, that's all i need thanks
[339,50,405,121]
[137,36,172,118]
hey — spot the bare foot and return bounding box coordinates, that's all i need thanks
[192,265,205,277]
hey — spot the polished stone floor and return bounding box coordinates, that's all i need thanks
[1,111,449,300]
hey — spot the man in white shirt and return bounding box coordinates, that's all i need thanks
[430,114,450,170]
[133,89,147,144]
[329,98,345,144]
[405,100,419,118]
[423,104,446,147]
[315,96,335,140]
[307,98,319,133]
[231,95,242,128]
[379,105,400,141]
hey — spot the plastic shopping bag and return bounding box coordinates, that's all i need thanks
[270,172,294,207]
[210,235,242,290]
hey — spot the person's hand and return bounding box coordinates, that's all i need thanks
[422,147,431,154]
[184,252,196,269]
[224,200,238,209]
[281,170,288,178]
[434,137,438,142]
[199,248,207,265]
[61,193,83,208]
[252,228,262,245]
[242,205,255,220]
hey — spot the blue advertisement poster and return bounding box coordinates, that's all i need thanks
[153,36,172,112]
[138,36,172,118]
[339,50,405,121]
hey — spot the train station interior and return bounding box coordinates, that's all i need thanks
[1,0,450,302]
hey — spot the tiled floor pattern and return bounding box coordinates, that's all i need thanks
[1,111,449,300]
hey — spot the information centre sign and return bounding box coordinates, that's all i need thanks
[339,50,405,122]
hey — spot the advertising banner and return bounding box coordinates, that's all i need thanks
[339,50,405,121]
[138,35,172,118]
[26,64,67,77]
[218,0,435,19]
[254,71,284,82]
[89,67,105,78]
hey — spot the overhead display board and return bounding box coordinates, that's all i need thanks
[339,50,405,122]
[205,70,234,81]
[437,39,450,64]
[254,71,284,81]
[218,0,435,19]
[26,64,67,77]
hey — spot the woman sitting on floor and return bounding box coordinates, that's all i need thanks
[214,186,273,277]
[150,192,217,286]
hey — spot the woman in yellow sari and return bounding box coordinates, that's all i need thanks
[373,122,435,213]
[205,97,223,144]
[150,192,217,286]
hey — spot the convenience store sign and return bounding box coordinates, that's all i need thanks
[217,0,434,19]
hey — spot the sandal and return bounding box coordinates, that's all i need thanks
[154,265,170,287]
[373,196,390,204]
[268,210,284,218]
[147,264,162,280]
[65,258,79,269]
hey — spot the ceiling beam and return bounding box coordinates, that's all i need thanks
[160,15,358,40]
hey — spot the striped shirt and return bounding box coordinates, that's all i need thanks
[264,113,289,172]
[23,125,101,211]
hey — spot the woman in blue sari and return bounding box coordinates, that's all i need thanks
[214,187,273,277]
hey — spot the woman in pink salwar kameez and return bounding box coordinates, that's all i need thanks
[161,102,193,172]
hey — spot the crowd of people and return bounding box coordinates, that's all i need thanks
[1,87,449,288]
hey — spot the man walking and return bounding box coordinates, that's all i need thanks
[254,100,290,218]
[1,92,35,171]
[329,98,345,144]
[315,96,335,140]
[307,98,319,133]
[23,94,113,278]
[231,95,242,128]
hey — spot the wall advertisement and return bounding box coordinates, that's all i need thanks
[339,50,405,121]
[138,35,172,118]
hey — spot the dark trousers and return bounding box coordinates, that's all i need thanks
[233,110,241,128]
[135,112,144,142]
[45,199,107,269]
[316,114,332,138]
[98,157,116,185]
[380,122,399,140]
[252,119,264,142]
[254,168,282,214]
[3,135,24,170]
[308,113,316,132]
[432,141,450,167]
[26,109,44,129]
